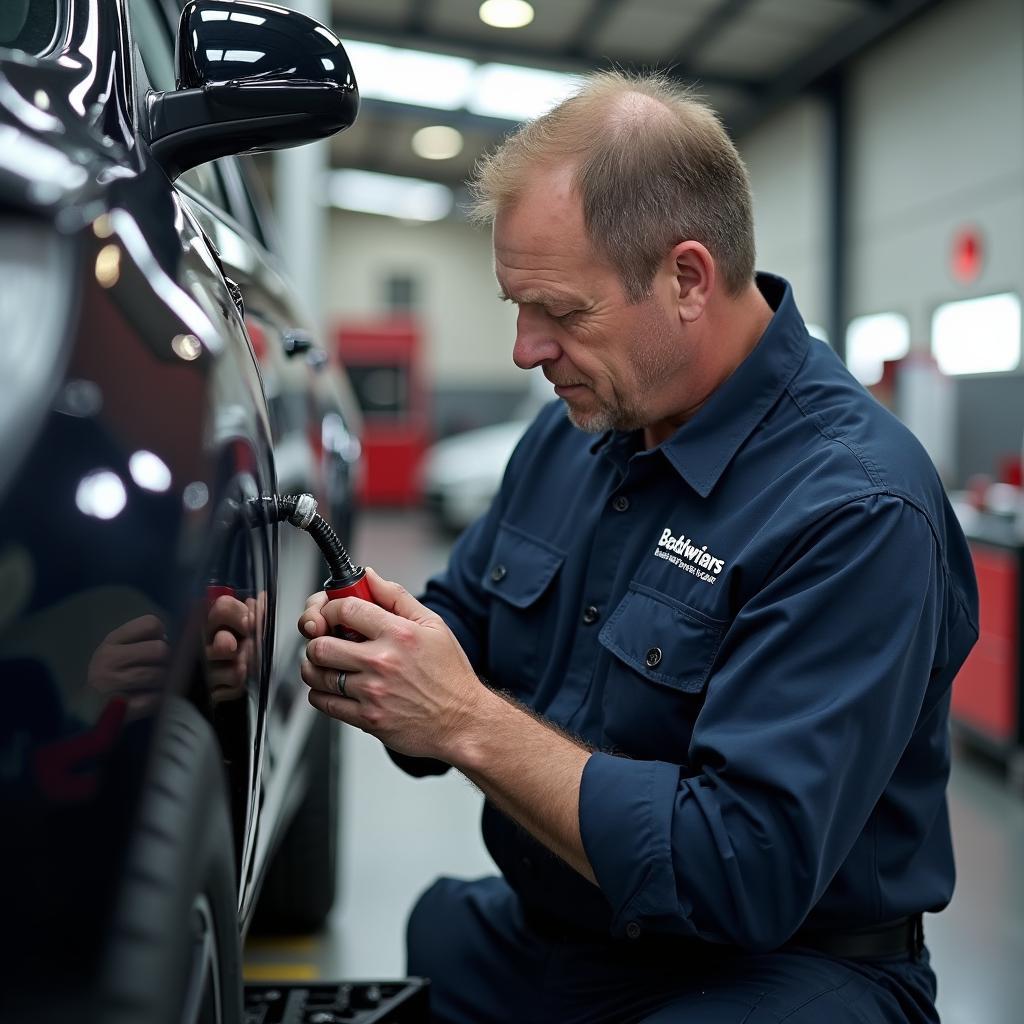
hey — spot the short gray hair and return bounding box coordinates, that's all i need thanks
[469,70,756,301]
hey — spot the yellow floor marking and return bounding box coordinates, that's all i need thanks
[245,935,319,954]
[243,963,319,982]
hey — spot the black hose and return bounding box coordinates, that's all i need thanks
[247,494,360,583]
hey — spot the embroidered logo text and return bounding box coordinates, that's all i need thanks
[653,527,725,585]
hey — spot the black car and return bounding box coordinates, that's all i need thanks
[0,2,361,1021]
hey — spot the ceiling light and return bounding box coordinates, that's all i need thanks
[468,63,581,121]
[183,481,209,510]
[172,333,203,361]
[327,170,453,222]
[95,244,121,288]
[845,312,910,386]
[129,450,172,492]
[343,40,475,110]
[412,125,464,160]
[479,0,534,29]
[76,470,127,520]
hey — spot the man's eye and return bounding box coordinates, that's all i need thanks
[551,310,579,322]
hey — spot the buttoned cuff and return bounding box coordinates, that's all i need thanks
[579,751,697,940]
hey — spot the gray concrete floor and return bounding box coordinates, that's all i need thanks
[245,508,1024,1023]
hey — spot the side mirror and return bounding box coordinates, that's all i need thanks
[148,0,359,180]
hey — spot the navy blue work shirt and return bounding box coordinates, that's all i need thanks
[407,273,979,951]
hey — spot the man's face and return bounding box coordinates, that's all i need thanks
[493,166,687,435]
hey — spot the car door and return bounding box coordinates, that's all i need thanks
[126,0,298,911]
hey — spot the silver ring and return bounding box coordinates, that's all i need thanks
[336,670,347,698]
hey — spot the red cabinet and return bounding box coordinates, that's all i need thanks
[952,537,1024,772]
[336,319,431,505]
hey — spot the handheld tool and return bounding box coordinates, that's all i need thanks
[253,493,372,641]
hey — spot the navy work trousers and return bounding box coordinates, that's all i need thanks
[406,876,941,1024]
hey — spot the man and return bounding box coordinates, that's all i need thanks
[299,72,978,1023]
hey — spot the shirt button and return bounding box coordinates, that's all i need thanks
[612,495,630,512]
[645,647,662,668]
[490,564,507,582]
[625,921,642,940]
[582,605,600,625]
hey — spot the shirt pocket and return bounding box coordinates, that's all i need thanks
[598,582,726,761]
[481,522,565,695]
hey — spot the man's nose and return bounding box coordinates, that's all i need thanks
[512,307,561,369]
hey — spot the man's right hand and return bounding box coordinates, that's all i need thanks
[299,590,330,639]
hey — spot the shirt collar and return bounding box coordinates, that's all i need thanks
[591,273,811,498]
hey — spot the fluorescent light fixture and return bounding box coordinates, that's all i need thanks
[201,10,229,21]
[316,25,341,47]
[845,311,910,386]
[224,49,264,63]
[479,0,535,29]
[343,40,475,110]
[340,40,580,121]
[468,63,581,121]
[412,125,464,160]
[322,57,335,70]
[328,169,453,222]
[230,12,265,25]
[932,292,1021,375]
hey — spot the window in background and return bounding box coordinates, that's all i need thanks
[347,364,409,418]
[845,312,911,386]
[385,273,419,314]
[931,292,1021,376]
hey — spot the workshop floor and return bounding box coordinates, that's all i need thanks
[244,509,1024,1024]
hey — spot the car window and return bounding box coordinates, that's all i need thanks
[128,0,230,211]
[0,0,62,57]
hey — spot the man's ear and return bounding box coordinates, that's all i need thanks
[669,241,714,324]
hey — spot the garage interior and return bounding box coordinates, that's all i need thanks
[3,0,1023,1020]
[236,1,1024,1022]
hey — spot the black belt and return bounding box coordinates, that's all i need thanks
[523,906,924,963]
[787,915,924,961]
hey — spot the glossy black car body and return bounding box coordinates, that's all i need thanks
[0,2,360,1020]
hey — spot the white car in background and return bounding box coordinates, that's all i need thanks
[422,371,555,532]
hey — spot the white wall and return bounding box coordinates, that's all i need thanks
[323,209,521,387]
[847,0,1024,344]
[740,98,831,332]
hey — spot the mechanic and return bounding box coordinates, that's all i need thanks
[298,71,978,1024]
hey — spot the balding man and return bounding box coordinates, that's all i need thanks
[300,72,977,1023]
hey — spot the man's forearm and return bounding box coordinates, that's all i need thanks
[447,686,598,885]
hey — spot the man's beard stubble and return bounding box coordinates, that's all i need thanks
[561,298,680,435]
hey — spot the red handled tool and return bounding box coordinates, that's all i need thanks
[257,493,374,641]
[324,564,372,642]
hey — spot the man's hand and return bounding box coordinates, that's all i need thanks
[206,593,254,703]
[299,569,597,883]
[88,614,171,714]
[298,568,488,761]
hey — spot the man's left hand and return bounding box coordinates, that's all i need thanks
[299,568,485,760]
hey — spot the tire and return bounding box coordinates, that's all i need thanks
[252,711,339,933]
[99,698,243,1024]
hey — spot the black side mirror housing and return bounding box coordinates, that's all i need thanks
[148,0,358,180]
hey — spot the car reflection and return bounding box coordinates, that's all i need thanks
[85,586,267,716]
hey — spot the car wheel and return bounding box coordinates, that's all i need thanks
[99,698,243,1024]
[252,712,339,933]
